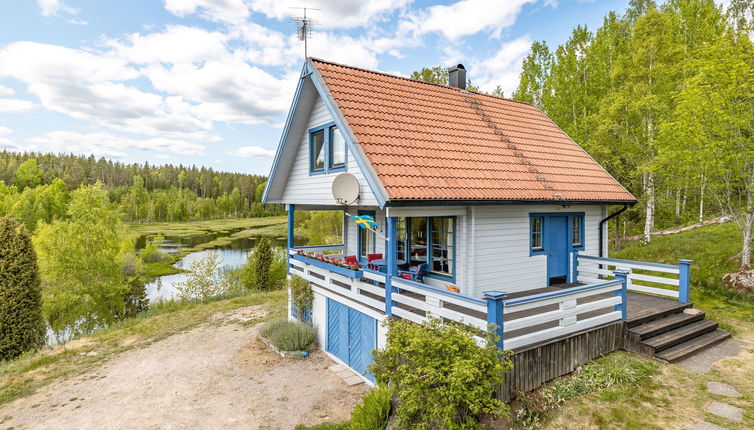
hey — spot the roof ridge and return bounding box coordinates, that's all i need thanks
[308,57,535,108]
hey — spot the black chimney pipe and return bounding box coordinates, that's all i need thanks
[448,64,466,90]
[598,204,630,257]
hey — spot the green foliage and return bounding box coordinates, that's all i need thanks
[0,217,45,360]
[349,385,394,430]
[119,276,149,319]
[410,66,480,92]
[175,252,230,301]
[371,317,511,429]
[260,319,317,351]
[239,238,287,291]
[512,352,658,428]
[12,159,43,190]
[299,211,343,245]
[289,276,313,322]
[33,184,135,335]
[140,235,167,263]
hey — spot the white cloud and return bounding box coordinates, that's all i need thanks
[0,126,13,135]
[0,85,14,96]
[306,33,381,69]
[109,25,230,65]
[402,0,535,40]
[0,42,215,140]
[27,131,206,158]
[0,137,26,152]
[0,98,36,113]
[37,0,87,25]
[249,0,411,29]
[228,146,276,158]
[154,154,171,159]
[472,35,533,95]
[163,0,249,24]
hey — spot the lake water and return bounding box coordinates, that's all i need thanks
[144,234,285,302]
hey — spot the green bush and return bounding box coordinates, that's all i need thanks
[240,237,286,291]
[140,235,166,263]
[350,385,394,430]
[0,216,46,360]
[289,275,313,322]
[260,319,317,351]
[371,317,512,430]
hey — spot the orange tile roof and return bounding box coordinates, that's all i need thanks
[311,58,636,203]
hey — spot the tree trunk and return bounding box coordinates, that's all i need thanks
[675,187,681,218]
[699,176,706,224]
[643,173,655,243]
[742,212,753,269]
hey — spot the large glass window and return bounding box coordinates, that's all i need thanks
[430,217,454,277]
[359,211,375,261]
[531,216,543,251]
[311,129,325,171]
[571,215,583,247]
[409,217,427,267]
[396,217,407,261]
[330,126,346,168]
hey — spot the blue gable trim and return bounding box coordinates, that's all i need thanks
[307,60,388,208]
[262,63,308,204]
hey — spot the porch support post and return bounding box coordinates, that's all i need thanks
[613,269,630,321]
[572,250,579,283]
[483,291,507,351]
[287,204,295,270]
[678,259,693,303]
[385,216,398,317]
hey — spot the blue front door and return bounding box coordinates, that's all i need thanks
[546,216,568,284]
[326,298,376,380]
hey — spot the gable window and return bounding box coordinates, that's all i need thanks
[311,129,325,172]
[309,122,347,174]
[531,216,544,252]
[571,215,583,248]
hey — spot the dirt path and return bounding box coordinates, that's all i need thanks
[0,306,369,430]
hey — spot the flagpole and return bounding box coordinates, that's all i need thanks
[345,212,390,241]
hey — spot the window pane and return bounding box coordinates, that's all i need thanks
[408,217,427,266]
[430,217,454,277]
[359,212,375,259]
[572,216,582,246]
[397,217,406,261]
[311,130,325,170]
[330,126,346,167]
[532,217,543,250]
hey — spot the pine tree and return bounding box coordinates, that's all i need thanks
[253,237,274,291]
[0,216,45,360]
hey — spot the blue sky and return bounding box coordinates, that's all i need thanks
[0,0,630,175]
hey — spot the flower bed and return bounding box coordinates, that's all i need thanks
[292,250,363,278]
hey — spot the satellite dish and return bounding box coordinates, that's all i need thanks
[332,173,359,205]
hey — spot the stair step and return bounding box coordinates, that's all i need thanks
[626,301,693,328]
[655,330,732,362]
[643,320,718,352]
[629,312,705,340]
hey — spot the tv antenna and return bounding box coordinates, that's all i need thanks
[290,7,320,58]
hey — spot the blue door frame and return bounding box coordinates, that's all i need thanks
[530,212,585,285]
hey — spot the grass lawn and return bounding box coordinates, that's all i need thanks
[0,289,287,407]
[539,222,754,429]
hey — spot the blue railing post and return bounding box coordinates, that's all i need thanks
[483,291,507,351]
[287,204,295,272]
[572,250,579,283]
[613,269,630,321]
[385,216,398,317]
[678,259,693,303]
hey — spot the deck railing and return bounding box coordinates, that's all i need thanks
[576,254,692,302]
[294,244,345,258]
[498,275,627,351]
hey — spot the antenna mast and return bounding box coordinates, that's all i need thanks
[291,7,320,58]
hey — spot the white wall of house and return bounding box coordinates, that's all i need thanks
[279,95,379,207]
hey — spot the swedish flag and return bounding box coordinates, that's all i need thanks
[348,213,378,229]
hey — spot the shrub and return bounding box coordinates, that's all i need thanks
[260,319,317,351]
[371,317,512,430]
[175,252,230,301]
[0,216,46,360]
[350,385,394,430]
[140,235,166,263]
[240,237,286,291]
[289,275,313,322]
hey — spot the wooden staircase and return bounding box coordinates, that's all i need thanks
[624,301,731,362]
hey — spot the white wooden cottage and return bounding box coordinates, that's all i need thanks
[263,58,726,388]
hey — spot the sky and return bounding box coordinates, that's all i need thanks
[0,0,631,176]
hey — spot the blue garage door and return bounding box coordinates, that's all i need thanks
[326,298,376,380]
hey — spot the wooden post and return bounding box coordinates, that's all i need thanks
[385,216,398,317]
[287,204,295,268]
[484,290,507,351]
[572,250,579,283]
[678,259,693,303]
[613,269,630,321]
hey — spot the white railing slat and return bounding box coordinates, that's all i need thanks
[504,311,622,350]
[392,278,488,314]
[504,283,621,315]
[627,283,680,298]
[505,296,621,332]
[629,273,679,286]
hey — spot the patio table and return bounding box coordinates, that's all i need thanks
[369,258,406,272]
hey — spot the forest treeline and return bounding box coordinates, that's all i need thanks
[0,151,284,228]
[510,0,753,268]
